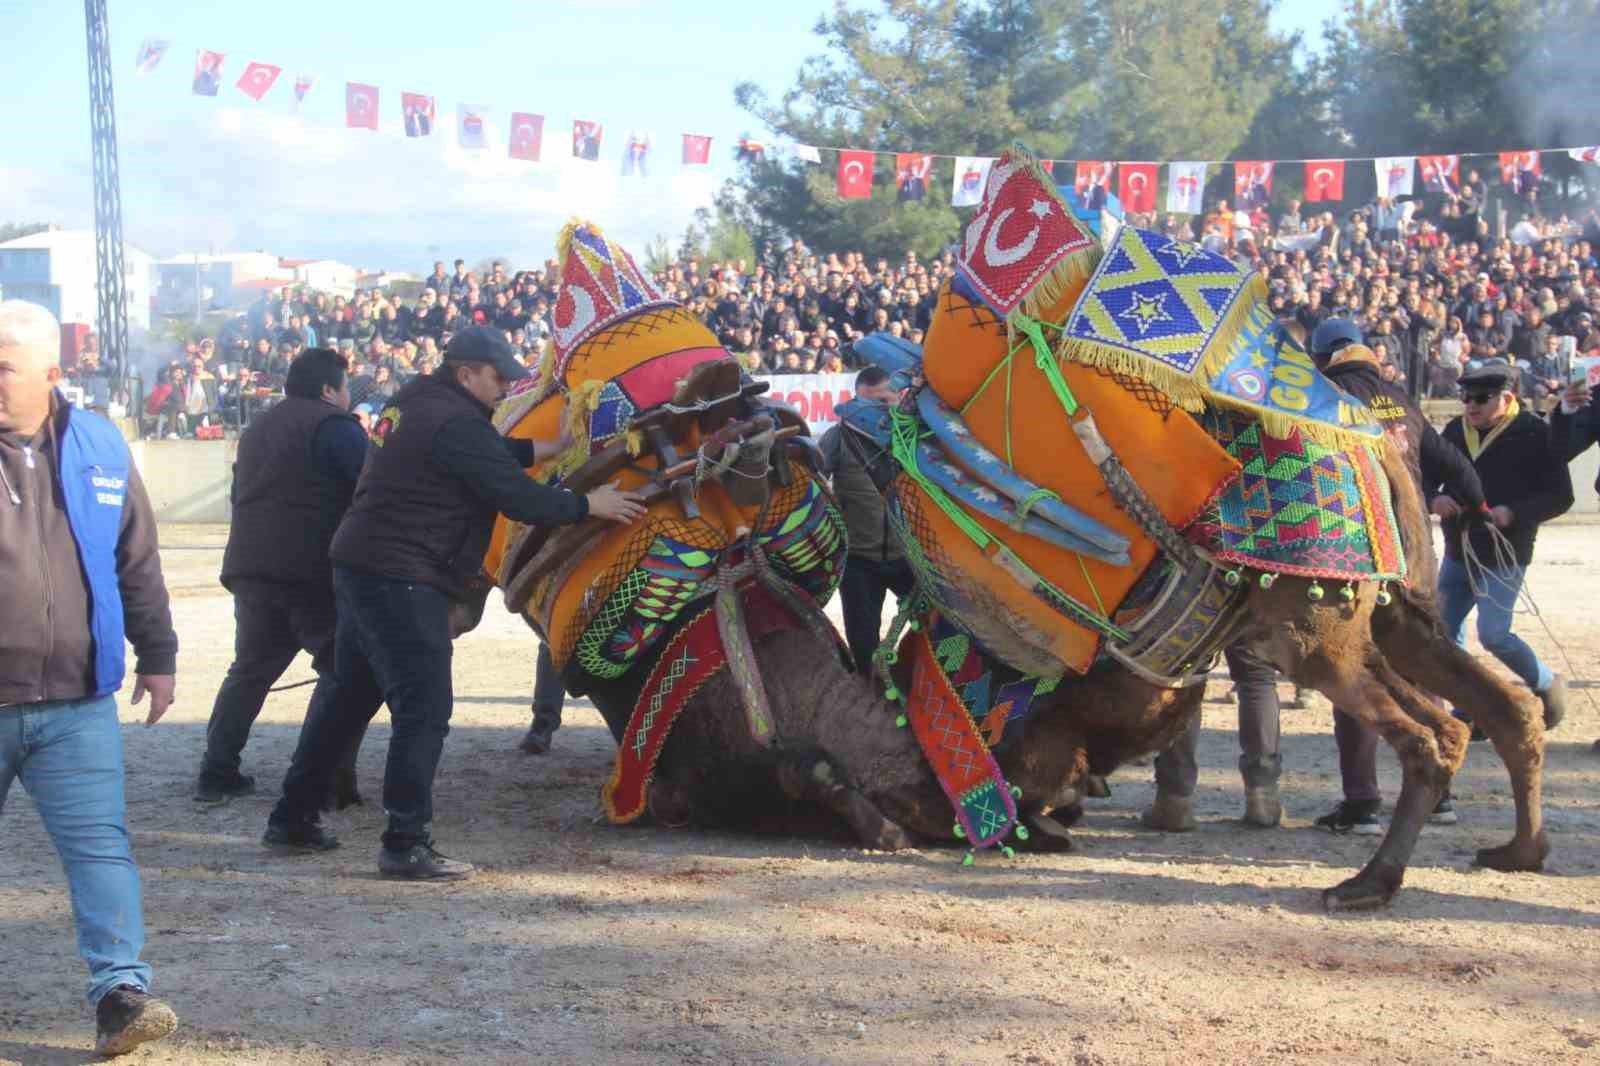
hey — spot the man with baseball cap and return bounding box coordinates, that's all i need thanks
[264,326,645,880]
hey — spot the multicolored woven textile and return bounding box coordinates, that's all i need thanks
[602,580,802,823]
[756,476,847,604]
[903,617,1021,850]
[1060,226,1380,447]
[921,612,1061,751]
[1189,412,1406,582]
[550,220,675,382]
[574,533,722,679]
[955,146,1099,321]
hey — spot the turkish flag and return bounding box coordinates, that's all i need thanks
[958,153,1095,314]
[1418,154,1460,196]
[1234,161,1274,207]
[1499,150,1541,185]
[682,134,712,165]
[1074,161,1113,207]
[1303,160,1345,202]
[1118,162,1158,214]
[235,62,281,102]
[509,113,544,162]
[837,150,874,199]
[345,82,379,131]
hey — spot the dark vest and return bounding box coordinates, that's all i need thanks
[330,373,493,601]
[222,396,360,597]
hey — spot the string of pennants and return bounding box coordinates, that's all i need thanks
[136,39,1600,210]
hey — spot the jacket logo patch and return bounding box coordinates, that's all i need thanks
[372,406,401,446]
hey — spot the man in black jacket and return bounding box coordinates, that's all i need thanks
[264,327,644,880]
[195,349,368,804]
[1436,358,1571,733]
[1548,373,1600,753]
[1307,319,1488,833]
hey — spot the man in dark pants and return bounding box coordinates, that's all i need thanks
[1305,319,1489,832]
[195,348,368,804]
[518,645,564,754]
[1141,645,1283,831]
[819,366,913,674]
[263,327,645,880]
[1550,372,1600,754]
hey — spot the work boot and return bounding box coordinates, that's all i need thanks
[1539,675,1568,731]
[1242,784,1282,828]
[1140,791,1196,832]
[95,986,177,1056]
[193,770,254,805]
[262,820,340,851]
[518,709,559,755]
[378,842,475,881]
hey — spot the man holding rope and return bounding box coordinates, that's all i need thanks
[1550,370,1600,754]
[1434,357,1571,735]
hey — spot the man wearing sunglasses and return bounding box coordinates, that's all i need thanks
[1435,357,1572,738]
[1549,369,1600,754]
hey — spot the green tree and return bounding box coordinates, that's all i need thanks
[733,0,1297,253]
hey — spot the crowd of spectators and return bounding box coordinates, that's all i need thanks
[118,171,1600,438]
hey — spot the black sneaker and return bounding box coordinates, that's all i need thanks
[1539,675,1568,731]
[1429,796,1459,825]
[193,770,255,805]
[95,985,177,1056]
[262,820,340,851]
[1314,799,1383,836]
[378,842,475,881]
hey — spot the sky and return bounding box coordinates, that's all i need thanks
[0,0,1343,273]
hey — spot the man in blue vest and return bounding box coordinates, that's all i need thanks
[0,301,180,1055]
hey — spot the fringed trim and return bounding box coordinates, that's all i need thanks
[554,216,592,264]
[492,385,545,436]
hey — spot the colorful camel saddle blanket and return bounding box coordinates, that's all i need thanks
[1058,225,1382,449]
[900,611,1051,853]
[603,578,804,824]
[1187,411,1407,583]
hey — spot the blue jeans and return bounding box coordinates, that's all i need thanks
[0,696,151,1004]
[271,567,453,851]
[1437,556,1552,694]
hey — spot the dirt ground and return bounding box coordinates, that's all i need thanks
[2,521,1598,1065]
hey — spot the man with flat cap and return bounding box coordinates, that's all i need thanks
[263,326,645,880]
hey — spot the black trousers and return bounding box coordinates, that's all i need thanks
[271,567,454,851]
[531,644,563,731]
[839,554,915,676]
[201,593,337,779]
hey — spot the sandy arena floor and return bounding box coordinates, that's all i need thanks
[2,521,1598,1065]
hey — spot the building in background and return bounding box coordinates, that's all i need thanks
[0,227,154,333]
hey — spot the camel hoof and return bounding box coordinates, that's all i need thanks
[865,819,915,852]
[1019,811,1075,852]
[1322,875,1398,913]
[1474,832,1549,873]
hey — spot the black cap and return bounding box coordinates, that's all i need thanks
[443,325,528,381]
[1458,357,1514,390]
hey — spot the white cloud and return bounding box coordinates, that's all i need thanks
[114,107,718,270]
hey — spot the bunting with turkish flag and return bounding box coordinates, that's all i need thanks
[1118,162,1158,213]
[135,39,169,76]
[457,105,490,151]
[192,50,225,96]
[1570,146,1600,164]
[1234,161,1273,208]
[1074,161,1114,210]
[1499,151,1541,187]
[1374,156,1415,197]
[1166,162,1206,214]
[682,134,712,165]
[291,75,315,111]
[345,82,378,130]
[509,113,544,161]
[1418,154,1460,196]
[1303,160,1345,202]
[952,157,993,207]
[401,92,436,138]
[573,120,602,161]
[895,153,931,201]
[837,150,874,198]
[234,62,281,101]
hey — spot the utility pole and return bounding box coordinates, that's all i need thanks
[85,0,130,387]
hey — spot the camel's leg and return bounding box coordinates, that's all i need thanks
[1299,648,1466,911]
[1373,601,1548,872]
[774,751,916,851]
[1016,808,1076,852]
